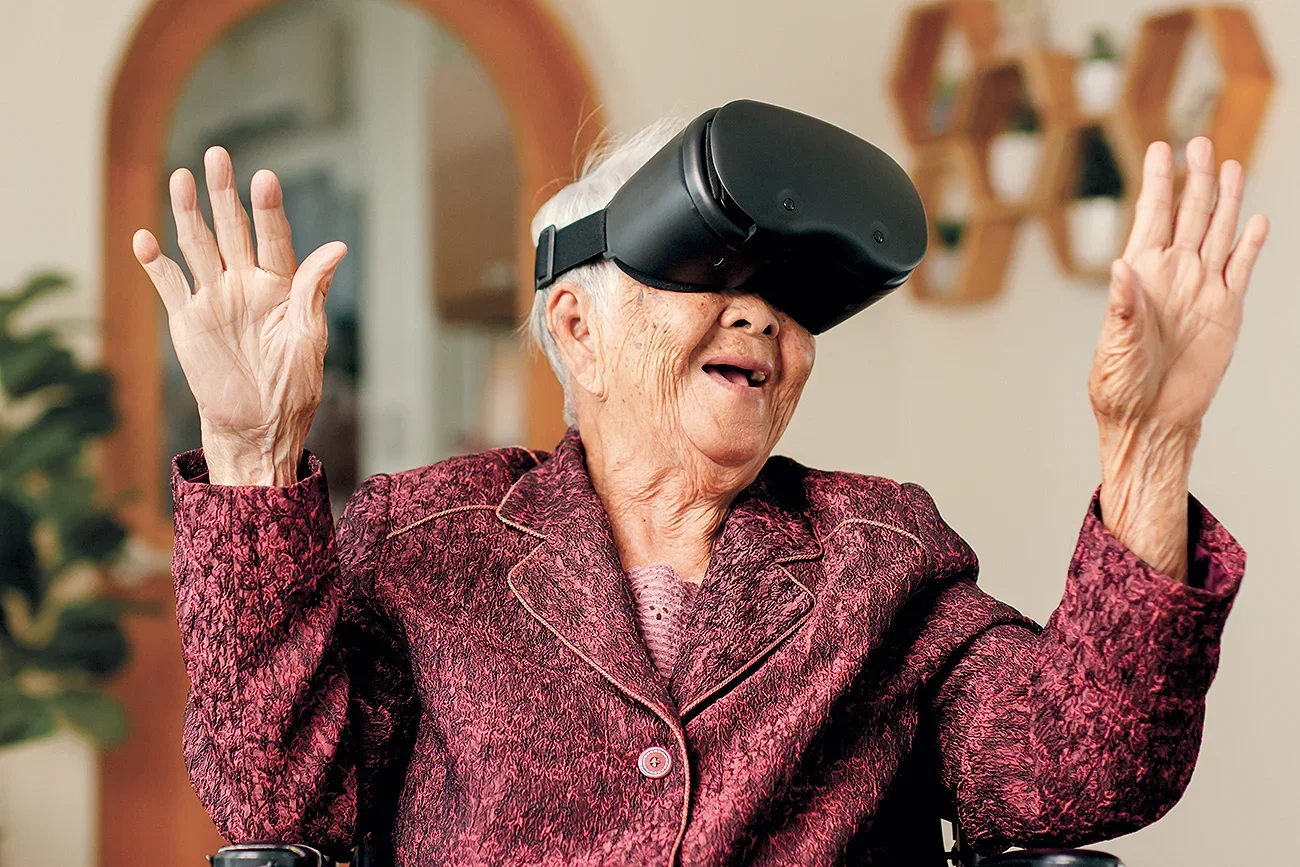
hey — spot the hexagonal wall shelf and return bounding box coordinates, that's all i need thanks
[890,2,1272,304]
[958,50,1077,210]
[1121,6,1274,172]
[1040,120,1136,280]
[890,0,1000,147]
[908,141,1022,304]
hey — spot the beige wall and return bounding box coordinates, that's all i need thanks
[0,0,1295,864]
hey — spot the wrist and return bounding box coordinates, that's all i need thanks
[1097,418,1198,487]
[200,418,307,486]
[1097,419,1197,582]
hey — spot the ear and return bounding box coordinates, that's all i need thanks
[546,281,605,399]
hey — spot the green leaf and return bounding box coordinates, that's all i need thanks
[33,599,130,677]
[17,273,71,306]
[60,512,128,563]
[0,331,79,397]
[1076,125,1125,200]
[936,219,966,250]
[51,689,128,745]
[0,419,82,479]
[0,495,40,607]
[0,680,57,747]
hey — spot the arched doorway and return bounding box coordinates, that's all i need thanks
[99,1,601,862]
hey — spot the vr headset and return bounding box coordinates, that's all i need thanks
[533,99,928,334]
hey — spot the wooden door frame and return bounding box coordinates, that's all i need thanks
[100,1,599,864]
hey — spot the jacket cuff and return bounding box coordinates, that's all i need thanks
[1057,490,1244,648]
[170,449,335,600]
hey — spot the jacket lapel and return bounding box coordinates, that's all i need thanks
[497,430,677,720]
[672,458,821,720]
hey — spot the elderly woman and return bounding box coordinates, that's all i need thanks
[133,113,1266,866]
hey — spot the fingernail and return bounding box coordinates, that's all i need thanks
[1192,137,1211,168]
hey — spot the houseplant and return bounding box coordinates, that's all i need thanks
[988,94,1042,202]
[0,271,135,750]
[929,217,966,294]
[1076,29,1121,115]
[1069,126,1126,270]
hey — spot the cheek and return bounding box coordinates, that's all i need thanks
[785,334,816,388]
[620,293,719,391]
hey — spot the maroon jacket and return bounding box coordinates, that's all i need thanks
[171,430,1243,866]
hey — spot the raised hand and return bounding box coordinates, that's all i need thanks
[1090,136,1268,433]
[133,146,347,486]
[1088,136,1268,581]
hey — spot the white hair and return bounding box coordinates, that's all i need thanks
[527,116,687,425]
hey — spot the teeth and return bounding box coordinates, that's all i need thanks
[750,371,767,384]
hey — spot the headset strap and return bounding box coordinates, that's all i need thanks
[534,210,608,291]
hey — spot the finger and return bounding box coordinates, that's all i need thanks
[132,228,191,314]
[1123,141,1175,261]
[169,168,223,288]
[1172,137,1217,250]
[1200,159,1244,274]
[251,169,298,278]
[203,146,255,270]
[290,241,348,321]
[1224,213,1269,296]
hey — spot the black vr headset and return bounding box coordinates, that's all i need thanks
[533,99,928,334]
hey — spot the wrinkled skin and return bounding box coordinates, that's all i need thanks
[545,273,815,582]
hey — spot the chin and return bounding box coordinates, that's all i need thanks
[686,419,771,469]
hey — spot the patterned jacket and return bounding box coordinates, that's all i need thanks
[170,429,1243,865]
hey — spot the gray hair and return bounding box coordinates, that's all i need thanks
[527,116,687,425]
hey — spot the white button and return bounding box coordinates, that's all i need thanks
[637,746,672,779]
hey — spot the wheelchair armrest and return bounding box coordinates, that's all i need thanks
[977,851,1124,866]
[209,843,329,867]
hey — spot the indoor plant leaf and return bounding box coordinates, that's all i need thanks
[0,272,69,324]
[0,419,82,479]
[0,494,41,607]
[0,330,80,397]
[0,679,57,747]
[50,688,129,745]
[33,599,131,677]
[60,512,129,563]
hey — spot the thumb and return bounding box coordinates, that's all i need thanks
[290,241,348,320]
[1101,258,1142,343]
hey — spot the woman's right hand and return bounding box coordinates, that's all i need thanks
[133,146,348,486]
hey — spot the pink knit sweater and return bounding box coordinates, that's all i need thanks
[626,564,700,684]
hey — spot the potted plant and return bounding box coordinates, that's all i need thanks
[1076,30,1121,116]
[988,94,1042,202]
[1069,126,1126,270]
[929,217,966,294]
[0,272,137,751]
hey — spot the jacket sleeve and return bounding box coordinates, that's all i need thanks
[922,486,1244,854]
[171,450,418,861]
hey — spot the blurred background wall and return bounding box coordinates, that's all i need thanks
[0,0,1295,865]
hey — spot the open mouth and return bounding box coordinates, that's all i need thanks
[703,362,769,389]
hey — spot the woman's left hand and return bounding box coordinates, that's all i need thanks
[1088,136,1268,581]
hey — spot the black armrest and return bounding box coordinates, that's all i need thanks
[208,843,328,867]
[978,851,1124,866]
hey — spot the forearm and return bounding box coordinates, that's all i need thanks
[171,452,386,852]
[1097,420,1198,582]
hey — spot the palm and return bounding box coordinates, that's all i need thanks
[1089,139,1268,433]
[169,268,312,431]
[134,147,346,446]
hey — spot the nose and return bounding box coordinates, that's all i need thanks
[719,293,780,338]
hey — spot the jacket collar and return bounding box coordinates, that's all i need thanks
[497,429,820,723]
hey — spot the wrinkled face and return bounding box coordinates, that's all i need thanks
[583,274,816,471]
